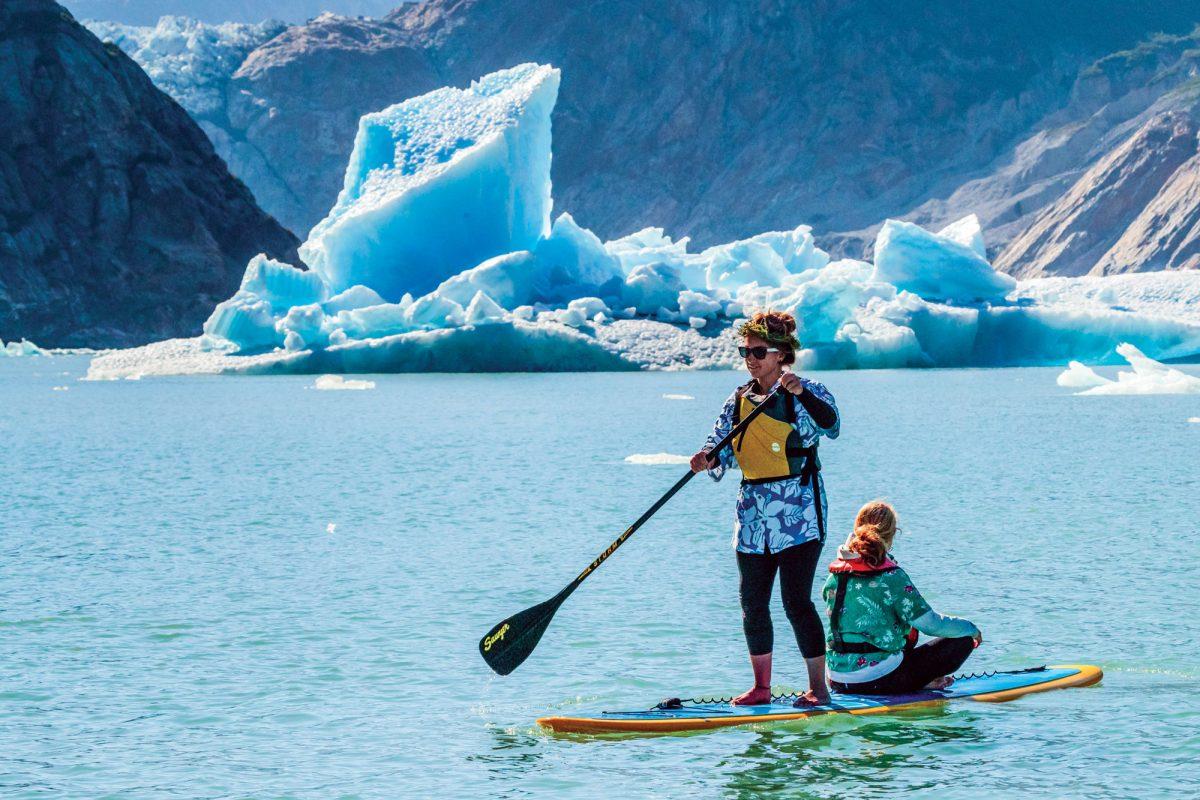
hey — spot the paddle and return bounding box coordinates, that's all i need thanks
[479,385,783,676]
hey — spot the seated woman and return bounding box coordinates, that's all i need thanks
[822,500,981,695]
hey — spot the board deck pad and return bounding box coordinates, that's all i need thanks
[538,664,1103,734]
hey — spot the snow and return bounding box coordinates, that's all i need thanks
[1063,343,1200,396]
[83,17,285,118]
[83,63,1200,379]
[624,453,692,465]
[300,63,560,300]
[313,374,376,390]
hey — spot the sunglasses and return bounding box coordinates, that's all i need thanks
[738,346,781,359]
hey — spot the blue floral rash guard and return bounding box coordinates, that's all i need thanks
[703,377,840,554]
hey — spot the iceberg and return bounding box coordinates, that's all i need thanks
[1060,343,1200,396]
[872,217,1016,303]
[300,63,560,301]
[85,64,1200,379]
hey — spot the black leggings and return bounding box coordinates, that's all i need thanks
[736,538,825,658]
[830,636,975,695]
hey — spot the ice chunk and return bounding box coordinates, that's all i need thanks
[1189,417,1200,423]
[624,453,691,465]
[872,218,1015,303]
[623,263,685,314]
[1057,361,1109,389]
[323,285,386,314]
[937,214,987,259]
[532,214,623,302]
[300,64,560,301]
[1,338,47,357]
[567,296,610,318]
[241,255,328,308]
[701,226,829,292]
[464,291,507,325]
[678,290,722,319]
[405,294,464,329]
[333,302,411,340]
[689,316,707,329]
[313,375,376,390]
[203,295,282,351]
[1076,343,1200,395]
[662,393,694,400]
[605,228,692,274]
[435,251,536,309]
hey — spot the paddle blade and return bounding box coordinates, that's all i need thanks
[479,590,568,676]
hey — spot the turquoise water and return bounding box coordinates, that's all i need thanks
[2,357,1198,798]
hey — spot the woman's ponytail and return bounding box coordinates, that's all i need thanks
[847,501,898,568]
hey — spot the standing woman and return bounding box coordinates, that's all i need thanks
[690,310,840,707]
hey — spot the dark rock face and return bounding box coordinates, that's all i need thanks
[217,0,1200,256]
[0,0,299,348]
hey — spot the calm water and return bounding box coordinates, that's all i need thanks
[2,358,1198,799]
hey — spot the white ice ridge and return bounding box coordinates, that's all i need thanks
[624,453,692,465]
[1058,343,1200,395]
[86,63,1200,379]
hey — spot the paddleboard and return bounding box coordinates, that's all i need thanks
[538,663,1102,734]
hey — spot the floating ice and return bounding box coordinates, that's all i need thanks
[624,453,691,465]
[1,338,47,357]
[1189,417,1200,423]
[1062,343,1200,396]
[1056,361,1109,389]
[313,375,376,390]
[300,63,560,301]
[662,393,695,400]
[326,523,337,534]
[85,64,1200,378]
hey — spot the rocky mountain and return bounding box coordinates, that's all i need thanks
[86,1,1200,277]
[0,0,299,347]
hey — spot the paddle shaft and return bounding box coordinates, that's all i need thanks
[565,384,783,593]
[479,383,785,674]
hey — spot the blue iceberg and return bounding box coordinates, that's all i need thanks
[87,64,1200,379]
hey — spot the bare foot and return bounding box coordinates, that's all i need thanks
[792,689,832,708]
[732,686,772,706]
[925,675,955,691]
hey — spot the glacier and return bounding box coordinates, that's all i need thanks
[86,63,1200,380]
[83,17,286,119]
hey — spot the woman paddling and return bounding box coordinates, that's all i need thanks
[823,500,981,694]
[690,310,840,707]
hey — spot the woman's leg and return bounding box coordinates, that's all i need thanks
[735,550,778,705]
[777,538,830,704]
[843,637,976,695]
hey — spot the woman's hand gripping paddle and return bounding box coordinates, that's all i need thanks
[479,385,784,675]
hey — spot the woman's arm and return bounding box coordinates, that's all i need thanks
[693,392,739,481]
[911,609,980,639]
[796,378,840,438]
[888,569,980,639]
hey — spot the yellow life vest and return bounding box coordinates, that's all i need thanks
[732,383,814,483]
